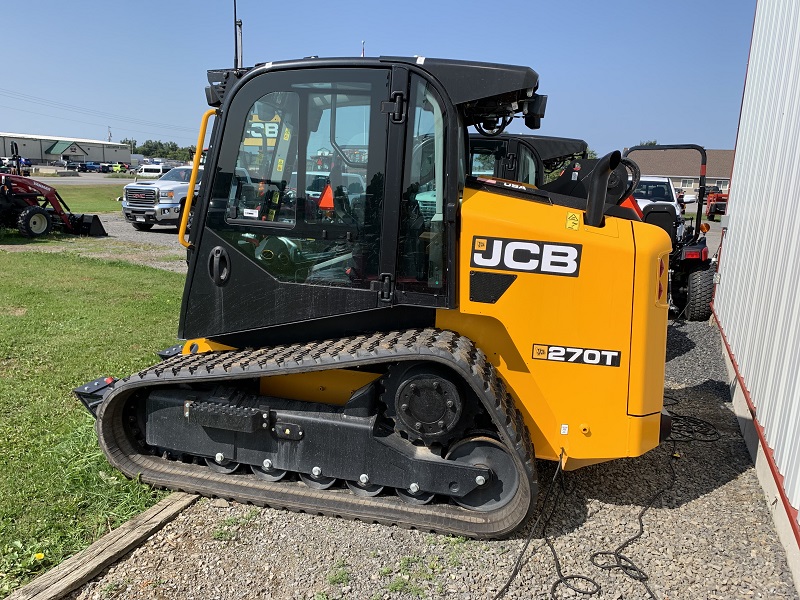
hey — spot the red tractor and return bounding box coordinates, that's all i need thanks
[705,186,728,221]
[0,141,106,237]
[0,173,107,237]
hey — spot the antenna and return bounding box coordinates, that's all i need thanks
[107,126,112,142]
[234,0,243,68]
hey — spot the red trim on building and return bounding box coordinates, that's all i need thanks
[712,304,800,549]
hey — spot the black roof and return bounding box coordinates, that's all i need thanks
[379,56,538,105]
[208,56,540,110]
[470,133,588,164]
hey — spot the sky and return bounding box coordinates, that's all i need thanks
[1,0,756,156]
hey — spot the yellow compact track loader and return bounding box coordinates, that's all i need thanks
[76,56,672,538]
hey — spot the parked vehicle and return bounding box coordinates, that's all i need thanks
[0,171,107,237]
[705,185,728,221]
[632,176,686,240]
[65,162,82,171]
[83,162,102,173]
[625,144,716,321]
[135,164,172,178]
[122,166,202,230]
[112,162,130,173]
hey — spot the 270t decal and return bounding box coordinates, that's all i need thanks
[532,344,621,367]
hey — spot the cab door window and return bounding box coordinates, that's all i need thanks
[515,144,539,185]
[206,70,389,289]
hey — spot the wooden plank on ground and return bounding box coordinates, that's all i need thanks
[8,492,198,600]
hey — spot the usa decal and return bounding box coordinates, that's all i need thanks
[532,344,621,367]
[471,236,581,277]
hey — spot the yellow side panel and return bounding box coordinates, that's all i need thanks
[182,338,236,353]
[437,187,670,468]
[259,370,381,406]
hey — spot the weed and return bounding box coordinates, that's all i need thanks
[212,508,260,541]
[386,576,423,597]
[378,566,393,577]
[99,579,129,598]
[399,555,421,574]
[327,558,350,585]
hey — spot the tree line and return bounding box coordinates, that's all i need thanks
[120,138,195,162]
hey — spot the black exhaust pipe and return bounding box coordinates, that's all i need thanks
[585,150,621,227]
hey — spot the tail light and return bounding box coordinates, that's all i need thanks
[683,247,709,261]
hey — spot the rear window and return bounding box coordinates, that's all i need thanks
[633,181,674,202]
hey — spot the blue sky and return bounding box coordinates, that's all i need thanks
[2,0,756,155]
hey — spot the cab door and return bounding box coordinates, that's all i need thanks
[180,66,404,345]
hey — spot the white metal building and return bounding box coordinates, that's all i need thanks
[713,0,800,589]
[0,132,131,165]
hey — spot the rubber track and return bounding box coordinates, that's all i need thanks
[96,328,537,538]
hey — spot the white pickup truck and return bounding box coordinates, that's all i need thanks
[121,166,200,231]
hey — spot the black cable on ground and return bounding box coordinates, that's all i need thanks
[589,439,678,600]
[494,453,602,599]
[493,396,721,599]
[588,396,721,600]
[542,474,601,599]
[493,455,564,599]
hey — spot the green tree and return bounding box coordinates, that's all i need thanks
[638,139,658,146]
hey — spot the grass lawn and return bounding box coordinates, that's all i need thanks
[0,251,185,596]
[55,185,127,215]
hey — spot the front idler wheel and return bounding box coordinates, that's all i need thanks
[445,436,519,512]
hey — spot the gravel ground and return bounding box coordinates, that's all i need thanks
[63,318,799,600]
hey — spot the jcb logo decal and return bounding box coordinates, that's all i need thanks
[533,344,621,367]
[471,236,581,277]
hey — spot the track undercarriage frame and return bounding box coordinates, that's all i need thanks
[76,329,537,538]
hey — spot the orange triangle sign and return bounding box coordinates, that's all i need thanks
[318,183,334,210]
[621,195,643,219]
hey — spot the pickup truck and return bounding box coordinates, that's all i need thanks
[704,185,729,221]
[122,166,201,230]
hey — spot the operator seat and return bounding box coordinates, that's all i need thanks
[642,202,677,246]
[328,158,356,226]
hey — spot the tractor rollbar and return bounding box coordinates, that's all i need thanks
[624,144,707,245]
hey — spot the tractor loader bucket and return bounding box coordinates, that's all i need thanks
[76,214,108,236]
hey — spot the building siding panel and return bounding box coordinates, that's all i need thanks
[714,0,800,514]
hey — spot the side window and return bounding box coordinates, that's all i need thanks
[207,70,389,289]
[471,151,496,176]
[516,145,538,185]
[396,75,447,293]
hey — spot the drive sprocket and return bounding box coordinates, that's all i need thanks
[381,361,480,447]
